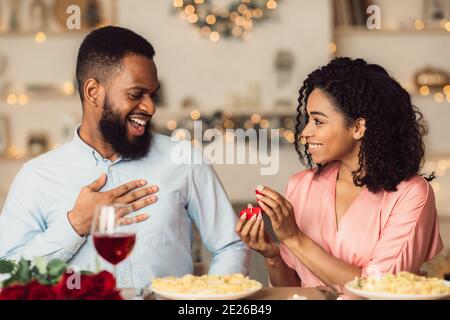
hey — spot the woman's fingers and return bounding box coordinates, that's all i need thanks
[257,186,292,216]
[240,214,258,237]
[256,194,286,219]
[235,212,247,234]
[259,218,266,241]
[258,199,279,225]
[249,214,263,245]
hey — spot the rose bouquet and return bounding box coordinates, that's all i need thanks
[0,258,122,300]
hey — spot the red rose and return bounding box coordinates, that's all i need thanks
[26,281,56,300]
[101,291,123,300]
[54,272,91,299]
[0,284,28,300]
[87,271,116,297]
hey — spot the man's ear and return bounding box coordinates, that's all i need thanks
[84,78,102,107]
[353,118,366,140]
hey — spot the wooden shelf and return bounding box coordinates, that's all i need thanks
[0,30,91,38]
[334,26,450,37]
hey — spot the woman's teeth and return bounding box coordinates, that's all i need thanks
[308,143,322,149]
[129,117,147,126]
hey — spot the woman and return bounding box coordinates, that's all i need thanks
[235,57,443,288]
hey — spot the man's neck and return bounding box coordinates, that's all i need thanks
[79,121,119,162]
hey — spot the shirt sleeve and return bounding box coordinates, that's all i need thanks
[0,164,86,262]
[361,178,443,277]
[185,149,250,276]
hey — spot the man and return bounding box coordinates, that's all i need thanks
[0,26,249,288]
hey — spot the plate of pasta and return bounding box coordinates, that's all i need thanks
[150,274,263,300]
[345,271,450,300]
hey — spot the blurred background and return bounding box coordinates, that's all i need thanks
[0,0,449,283]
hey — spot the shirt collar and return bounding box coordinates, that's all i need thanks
[72,124,123,166]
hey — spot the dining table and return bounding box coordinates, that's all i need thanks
[120,286,353,300]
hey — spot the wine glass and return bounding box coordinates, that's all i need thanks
[91,203,137,286]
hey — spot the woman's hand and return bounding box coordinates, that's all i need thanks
[235,209,279,259]
[255,185,301,243]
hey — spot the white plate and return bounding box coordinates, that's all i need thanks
[344,279,450,300]
[150,283,263,300]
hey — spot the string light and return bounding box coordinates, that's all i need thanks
[251,114,261,124]
[200,26,212,36]
[172,0,281,41]
[414,19,425,30]
[260,119,270,129]
[328,42,337,54]
[209,31,220,42]
[188,13,199,23]
[238,4,248,14]
[35,32,46,43]
[63,82,75,95]
[7,94,18,105]
[6,146,26,159]
[173,0,184,8]
[223,119,234,129]
[266,0,277,10]
[445,21,450,32]
[167,120,178,131]
[18,94,28,105]
[419,85,430,96]
[190,110,201,120]
[232,26,243,37]
[206,15,216,25]
[174,129,187,141]
[434,92,444,103]
[244,120,253,129]
[185,5,195,14]
[443,85,450,95]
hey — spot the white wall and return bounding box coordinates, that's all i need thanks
[0,0,332,109]
[117,0,332,109]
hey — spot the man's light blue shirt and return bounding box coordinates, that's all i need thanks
[0,127,250,287]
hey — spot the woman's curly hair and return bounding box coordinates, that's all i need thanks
[294,57,433,193]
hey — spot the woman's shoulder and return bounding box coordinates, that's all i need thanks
[384,175,435,213]
[394,175,431,198]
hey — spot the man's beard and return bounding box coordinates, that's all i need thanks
[99,97,152,160]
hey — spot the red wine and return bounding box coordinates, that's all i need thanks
[93,233,136,265]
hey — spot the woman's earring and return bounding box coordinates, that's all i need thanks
[300,136,307,145]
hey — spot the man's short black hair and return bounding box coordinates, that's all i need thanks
[76,26,155,101]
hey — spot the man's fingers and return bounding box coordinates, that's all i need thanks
[127,195,158,213]
[118,213,149,226]
[110,179,147,198]
[87,173,107,192]
[116,185,159,205]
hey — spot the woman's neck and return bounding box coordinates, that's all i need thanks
[337,144,362,184]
